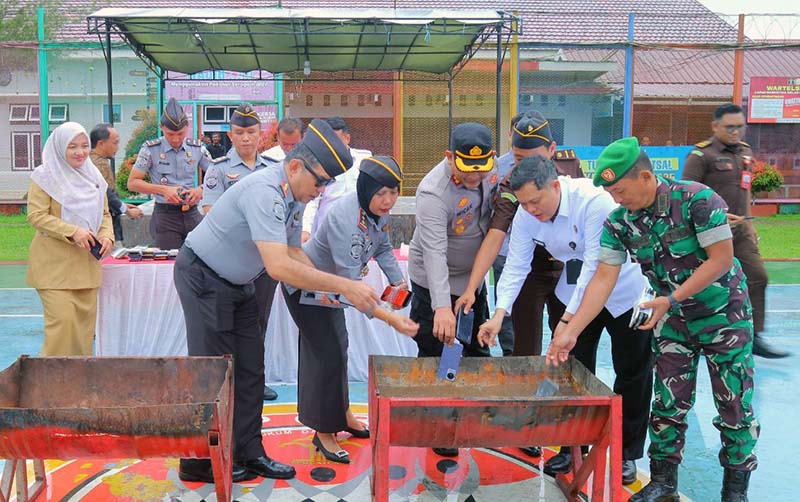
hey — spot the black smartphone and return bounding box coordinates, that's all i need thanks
[89,238,103,260]
[455,309,474,345]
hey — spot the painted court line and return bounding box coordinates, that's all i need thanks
[0,314,43,318]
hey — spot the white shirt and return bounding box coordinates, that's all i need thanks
[302,147,372,234]
[262,144,286,161]
[496,176,647,318]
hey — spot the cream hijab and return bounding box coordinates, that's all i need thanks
[30,122,108,234]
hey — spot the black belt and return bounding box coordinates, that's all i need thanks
[182,246,245,290]
[155,202,196,212]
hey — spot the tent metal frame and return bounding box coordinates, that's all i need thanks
[87,8,520,146]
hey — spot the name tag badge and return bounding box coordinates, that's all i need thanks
[740,170,753,190]
[566,259,583,285]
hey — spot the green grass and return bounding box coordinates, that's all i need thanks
[0,214,33,262]
[753,214,800,261]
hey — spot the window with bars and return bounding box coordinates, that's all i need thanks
[12,132,42,171]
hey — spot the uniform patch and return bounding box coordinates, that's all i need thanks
[454,225,466,235]
[458,197,469,208]
[358,209,368,231]
[690,150,704,157]
[145,138,162,147]
[226,173,241,180]
[465,212,473,222]
[381,224,390,232]
[294,211,301,220]
[350,233,365,261]
[601,168,615,182]
[186,150,192,158]
[160,176,169,185]
[159,153,166,160]
[205,171,218,189]
[272,198,286,222]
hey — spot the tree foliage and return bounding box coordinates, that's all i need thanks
[0,1,64,43]
[117,108,158,197]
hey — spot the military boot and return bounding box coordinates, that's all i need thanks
[629,460,679,502]
[720,469,750,502]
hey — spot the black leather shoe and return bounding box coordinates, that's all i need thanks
[543,449,572,476]
[752,334,789,359]
[263,385,279,401]
[178,458,258,483]
[343,425,370,439]
[312,433,350,464]
[432,447,459,457]
[242,455,296,479]
[519,446,542,458]
[622,460,637,485]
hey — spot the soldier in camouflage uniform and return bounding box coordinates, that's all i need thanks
[546,137,759,502]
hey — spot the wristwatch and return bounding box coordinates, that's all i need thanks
[667,294,681,311]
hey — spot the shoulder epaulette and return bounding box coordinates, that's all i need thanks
[739,141,750,147]
[261,154,281,163]
[358,208,368,231]
[144,138,161,147]
[185,138,202,147]
[211,156,229,164]
[554,149,576,160]
[694,140,712,148]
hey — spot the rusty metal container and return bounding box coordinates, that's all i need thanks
[368,355,623,502]
[0,356,233,502]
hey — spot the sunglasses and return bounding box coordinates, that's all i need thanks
[724,124,746,133]
[302,160,334,188]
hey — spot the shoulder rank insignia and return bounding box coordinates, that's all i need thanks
[280,182,288,197]
[185,138,202,147]
[358,209,368,231]
[695,140,712,148]
[211,156,229,164]
[739,141,750,147]
[144,138,162,147]
[555,149,576,160]
[451,175,462,187]
[225,173,241,180]
[381,223,390,232]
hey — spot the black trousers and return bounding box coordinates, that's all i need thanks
[151,204,203,250]
[174,246,273,461]
[556,297,654,461]
[733,225,768,333]
[282,287,349,433]
[511,268,563,357]
[409,281,490,358]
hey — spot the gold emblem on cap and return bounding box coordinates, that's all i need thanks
[601,168,616,182]
[528,124,533,132]
[469,146,483,156]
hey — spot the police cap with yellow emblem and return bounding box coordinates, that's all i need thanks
[302,118,353,178]
[593,137,642,187]
[160,97,188,131]
[512,111,552,150]
[450,122,494,172]
[230,103,260,128]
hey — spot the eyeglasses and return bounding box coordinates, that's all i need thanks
[724,124,746,133]
[302,160,334,188]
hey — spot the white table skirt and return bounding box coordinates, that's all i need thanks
[95,260,417,382]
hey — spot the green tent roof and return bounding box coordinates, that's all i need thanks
[87,8,516,75]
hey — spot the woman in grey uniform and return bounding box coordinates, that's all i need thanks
[282,156,418,463]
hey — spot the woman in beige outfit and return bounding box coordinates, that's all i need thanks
[26,122,114,356]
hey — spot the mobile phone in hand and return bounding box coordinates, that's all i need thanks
[89,238,103,260]
[455,309,474,345]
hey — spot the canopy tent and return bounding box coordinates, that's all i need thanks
[86,7,519,147]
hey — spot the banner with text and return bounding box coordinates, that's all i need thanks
[566,146,693,180]
[748,76,800,124]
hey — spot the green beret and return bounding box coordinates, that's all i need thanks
[360,155,402,188]
[160,97,188,131]
[303,118,353,178]
[230,103,260,127]
[593,137,641,187]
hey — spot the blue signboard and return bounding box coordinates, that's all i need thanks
[566,146,694,180]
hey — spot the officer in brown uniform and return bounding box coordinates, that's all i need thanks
[682,103,788,358]
[454,111,584,459]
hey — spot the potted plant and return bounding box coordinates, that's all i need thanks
[750,160,784,217]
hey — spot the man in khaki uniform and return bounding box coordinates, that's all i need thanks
[682,103,787,359]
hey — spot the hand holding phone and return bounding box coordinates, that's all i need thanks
[89,237,103,260]
[455,309,474,345]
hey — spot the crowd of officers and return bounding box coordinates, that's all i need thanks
[123,98,776,501]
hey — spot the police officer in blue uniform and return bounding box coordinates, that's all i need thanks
[128,97,210,249]
[283,156,418,464]
[174,118,379,484]
[200,103,280,402]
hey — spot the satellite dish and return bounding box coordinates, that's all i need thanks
[0,67,11,87]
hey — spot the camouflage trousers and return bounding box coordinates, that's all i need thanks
[648,309,760,471]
